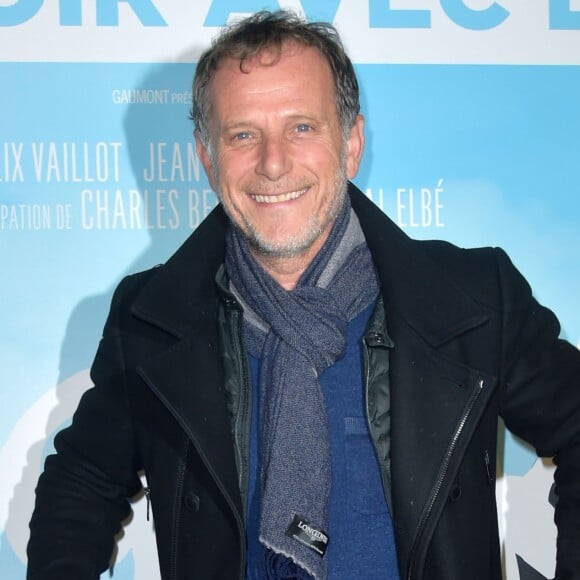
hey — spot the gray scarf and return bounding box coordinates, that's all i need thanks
[225,199,379,579]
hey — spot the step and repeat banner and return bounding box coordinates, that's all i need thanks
[1,1,579,579]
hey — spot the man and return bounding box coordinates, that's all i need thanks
[27,10,580,580]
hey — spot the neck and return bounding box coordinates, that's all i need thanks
[251,256,306,291]
[251,234,329,291]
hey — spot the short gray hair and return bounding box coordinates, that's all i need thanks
[190,10,360,146]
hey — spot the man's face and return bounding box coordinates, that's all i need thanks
[196,43,364,260]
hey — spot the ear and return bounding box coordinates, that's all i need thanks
[195,131,217,192]
[344,114,365,180]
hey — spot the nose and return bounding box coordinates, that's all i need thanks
[256,134,291,181]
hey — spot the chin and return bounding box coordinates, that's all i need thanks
[250,229,323,259]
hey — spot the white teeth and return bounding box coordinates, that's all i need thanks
[251,188,307,204]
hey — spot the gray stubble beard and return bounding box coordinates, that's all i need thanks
[210,147,349,260]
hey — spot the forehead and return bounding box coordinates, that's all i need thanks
[207,43,336,109]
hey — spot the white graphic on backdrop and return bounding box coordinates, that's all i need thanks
[0,370,160,579]
[497,460,556,579]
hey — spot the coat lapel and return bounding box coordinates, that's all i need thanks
[351,186,488,346]
[386,319,497,567]
[136,321,241,514]
[129,206,243,516]
[351,185,498,567]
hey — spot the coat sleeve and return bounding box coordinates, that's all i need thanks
[27,276,145,580]
[495,248,580,579]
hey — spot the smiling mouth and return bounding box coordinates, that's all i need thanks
[250,188,308,204]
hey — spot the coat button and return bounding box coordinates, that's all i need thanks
[223,296,237,307]
[449,485,462,502]
[184,492,200,512]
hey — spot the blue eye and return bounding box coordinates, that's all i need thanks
[296,124,311,133]
[233,132,251,141]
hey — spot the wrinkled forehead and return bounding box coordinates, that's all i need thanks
[207,42,335,107]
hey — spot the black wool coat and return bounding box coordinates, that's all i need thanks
[28,184,580,579]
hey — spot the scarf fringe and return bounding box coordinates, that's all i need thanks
[261,546,315,580]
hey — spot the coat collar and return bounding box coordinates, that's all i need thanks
[350,183,488,344]
[131,205,229,338]
[131,182,488,344]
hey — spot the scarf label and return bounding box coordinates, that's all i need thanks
[286,514,329,557]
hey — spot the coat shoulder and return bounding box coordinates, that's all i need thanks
[416,239,533,312]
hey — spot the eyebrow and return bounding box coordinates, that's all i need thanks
[221,113,326,131]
